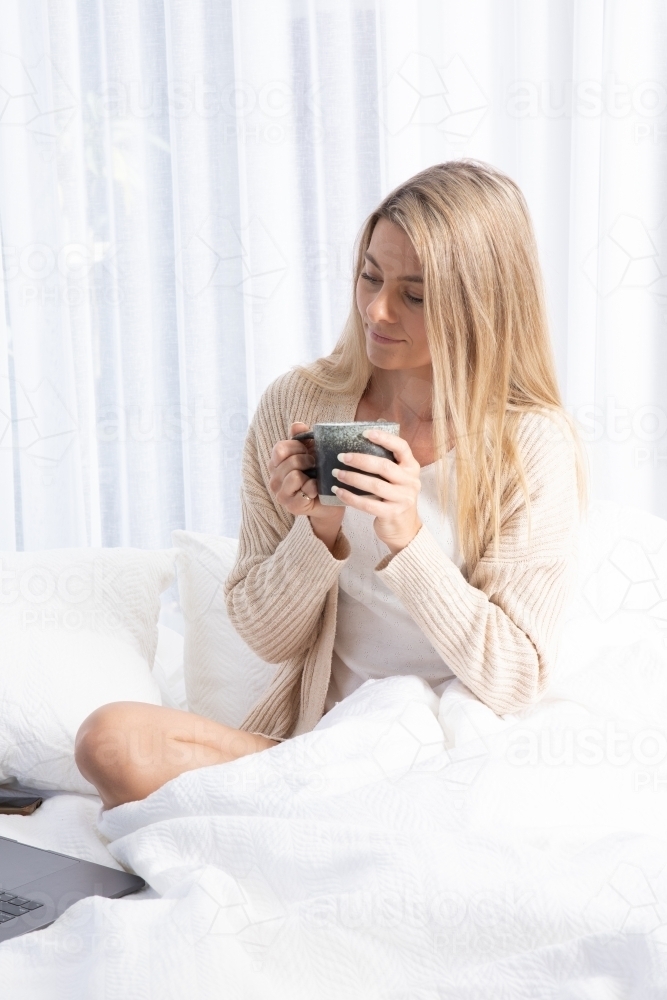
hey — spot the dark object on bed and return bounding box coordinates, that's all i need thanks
[0,781,48,816]
[0,788,44,816]
[0,833,146,941]
[0,778,70,815]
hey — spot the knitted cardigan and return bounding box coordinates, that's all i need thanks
[224,365,581,740]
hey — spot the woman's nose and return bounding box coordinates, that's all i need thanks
[366,286,395,324]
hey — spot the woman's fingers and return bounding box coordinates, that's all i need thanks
[300,478,318,498]
[332,429,422,525]
[269,450,315,488]
[282,468,313,498]
[337,428,420,478]
[331,487,385,515]
[278,451,315,473]
[331,430,424,555]
[269,455,314,495]
[270,424,315,488]
[336,450,410,483]
[284,466,317,497]
[271,467,317,513]
[332,468,402,500]
[270,438,309,468]
[363,427,414,455]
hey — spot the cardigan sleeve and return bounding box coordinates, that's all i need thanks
[374,412,581,716]
[224,413,350,665]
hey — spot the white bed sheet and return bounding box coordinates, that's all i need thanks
[0,649,666,997]
[2,512,667,996]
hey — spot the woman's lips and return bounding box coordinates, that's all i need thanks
[369,328,401,344]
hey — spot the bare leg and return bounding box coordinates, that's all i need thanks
[74,701,278,810]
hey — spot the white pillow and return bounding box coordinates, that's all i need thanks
[0,547,176,665]
[172,531,276,729]
[0,626,163,793]
[153,623,187,711]
[0,547,177,792]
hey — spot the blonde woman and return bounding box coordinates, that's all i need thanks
[76,160,586,809]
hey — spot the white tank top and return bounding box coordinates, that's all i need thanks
[325,452,464,712]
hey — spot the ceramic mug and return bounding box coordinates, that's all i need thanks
[292,421,400,506]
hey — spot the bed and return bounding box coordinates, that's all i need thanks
[0,503,666,997]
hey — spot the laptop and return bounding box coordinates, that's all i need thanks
[0,783,145,943]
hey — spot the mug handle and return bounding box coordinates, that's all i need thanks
[291,429,318,479]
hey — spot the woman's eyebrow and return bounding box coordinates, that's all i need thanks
[364,251,423,282]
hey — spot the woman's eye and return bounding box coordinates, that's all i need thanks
[360,271,422,304]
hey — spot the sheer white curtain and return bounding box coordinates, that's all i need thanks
[0,0,665,551]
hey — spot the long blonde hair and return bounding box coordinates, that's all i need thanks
[296,160,587,567]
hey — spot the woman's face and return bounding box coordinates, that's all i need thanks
[356,218,431,371]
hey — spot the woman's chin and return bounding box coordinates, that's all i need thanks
[365,341,406,369]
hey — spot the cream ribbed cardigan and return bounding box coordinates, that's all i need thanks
[224,366,580,740]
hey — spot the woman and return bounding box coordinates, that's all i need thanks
[76,159,586,809]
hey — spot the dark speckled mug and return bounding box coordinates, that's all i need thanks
[292,421,400,506]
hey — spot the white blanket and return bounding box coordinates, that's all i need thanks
[0,792,121,869]
[1,632,667,998]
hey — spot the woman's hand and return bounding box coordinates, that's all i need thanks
[268,422,345,551]
[331,427,422,554]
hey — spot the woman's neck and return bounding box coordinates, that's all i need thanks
[354,365,442,467]
[362,366,433,421]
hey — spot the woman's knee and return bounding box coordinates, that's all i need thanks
[74,701,147,780]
